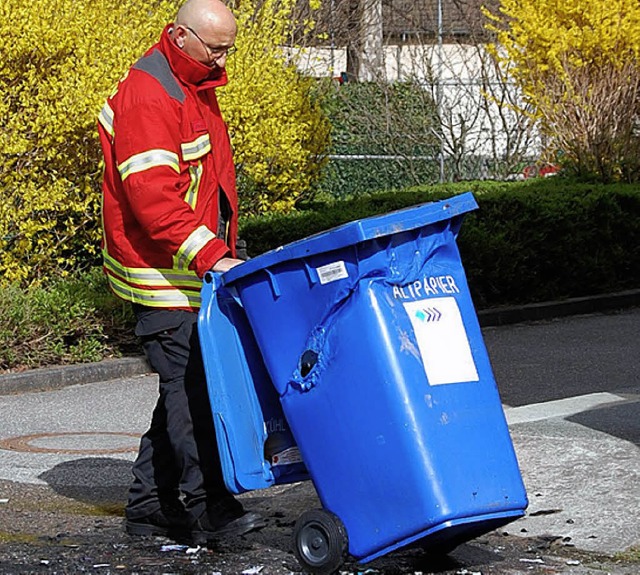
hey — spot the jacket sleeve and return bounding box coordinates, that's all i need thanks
[113,101,230,275]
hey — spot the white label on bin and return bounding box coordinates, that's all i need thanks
[403,297,479,385]
[316,261,348,284]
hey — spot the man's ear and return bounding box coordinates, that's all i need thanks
[173,24,188,49]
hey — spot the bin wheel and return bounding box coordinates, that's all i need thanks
[293,509,348,575]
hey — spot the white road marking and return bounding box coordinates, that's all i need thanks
[503,392,627,425]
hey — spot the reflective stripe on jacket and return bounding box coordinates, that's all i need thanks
[98,24,238,310]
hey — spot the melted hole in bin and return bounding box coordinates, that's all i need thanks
[300,350,318,377]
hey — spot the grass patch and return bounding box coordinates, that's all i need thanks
[614,547,640,563]
[0,268,137,372]
[0,532,41,544]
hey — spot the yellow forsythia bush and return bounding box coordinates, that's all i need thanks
[485,0,640,182]
[0,0,174,285]
[0,0,329,286]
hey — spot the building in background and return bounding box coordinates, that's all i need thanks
[287,0,539,182]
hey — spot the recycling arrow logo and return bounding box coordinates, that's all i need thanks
[415,307,442,322]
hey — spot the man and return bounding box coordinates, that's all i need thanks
[98,0,265,544]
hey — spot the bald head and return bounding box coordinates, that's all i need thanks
[172,0,237,69]
[176,0,237,36]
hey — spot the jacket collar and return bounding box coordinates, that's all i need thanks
[159,24,228,90]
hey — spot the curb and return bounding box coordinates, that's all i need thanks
[0,356,151,396]
[1,290,638,396]
[477,288,640,327]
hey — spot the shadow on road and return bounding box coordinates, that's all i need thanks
[38,457,131,515]
[567,399,640,446]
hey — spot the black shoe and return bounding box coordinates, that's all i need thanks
[125,506,190,540]
[190,507,267,544]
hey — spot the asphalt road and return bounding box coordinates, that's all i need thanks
[0,308,638,573]
[480,308,640,556]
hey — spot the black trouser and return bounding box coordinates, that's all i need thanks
[126,306,229,520]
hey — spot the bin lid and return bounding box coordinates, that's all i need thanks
[223,192,478,284]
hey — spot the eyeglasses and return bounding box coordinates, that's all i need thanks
[185,26,236,61]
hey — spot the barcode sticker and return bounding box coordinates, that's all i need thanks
[317,261,348,285]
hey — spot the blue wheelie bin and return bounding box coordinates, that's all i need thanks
[198,192,528,574]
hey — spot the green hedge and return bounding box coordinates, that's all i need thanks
[3,178,638,372]
[239,178,640,308]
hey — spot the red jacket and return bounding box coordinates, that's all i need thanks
[98,25,237,311]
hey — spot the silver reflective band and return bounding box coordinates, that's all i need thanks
[107,274,200,308]
[118,149,180,181]
[181,134,211,161]
[174,225,216,269]
[103,251,201,288]
[98,103,115,137]
[185,163,203,209]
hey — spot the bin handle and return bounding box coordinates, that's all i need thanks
[303,261,319,286]
[264,269,281,299]
[204,271,244,307]
[204,270,222,287]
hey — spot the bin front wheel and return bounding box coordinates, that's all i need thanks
[293,509,348,575]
